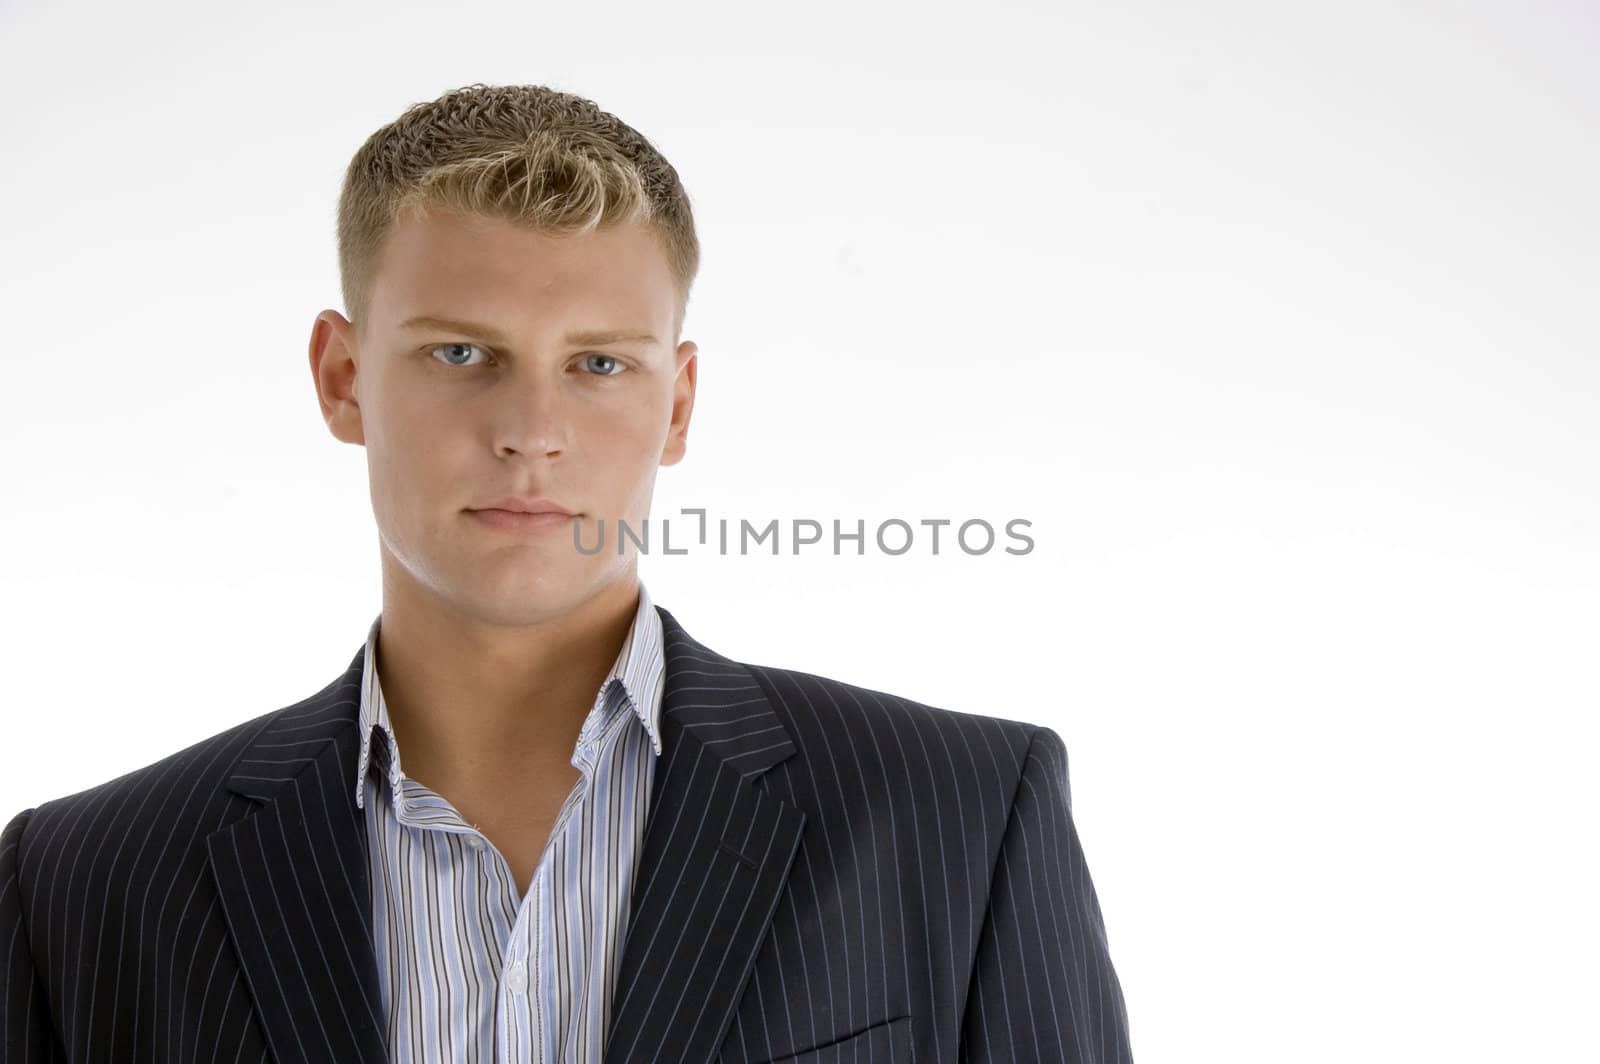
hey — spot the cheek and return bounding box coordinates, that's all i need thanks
[589,425,659,475]
[372,396,463,502]
[586,397,667,457]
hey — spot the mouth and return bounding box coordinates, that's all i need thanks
[467,508,581,533]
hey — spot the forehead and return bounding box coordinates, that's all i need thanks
[371,208,674,326]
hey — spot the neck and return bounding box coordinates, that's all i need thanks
[372,571,641,795]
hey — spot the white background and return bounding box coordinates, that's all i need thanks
[2,2,1595,1061]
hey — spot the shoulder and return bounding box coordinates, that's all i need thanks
[3,704,277,878]
[726,658,1069,881]
[739,658,1046,792]
[3,651,362,884]
[657,604,1051,792]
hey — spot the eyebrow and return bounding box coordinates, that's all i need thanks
[398,315,661,349]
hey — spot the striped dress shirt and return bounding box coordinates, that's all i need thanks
[352,581,667,1063]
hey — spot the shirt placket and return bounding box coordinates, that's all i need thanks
[500,745,598,1063]
[497,876,537,1063]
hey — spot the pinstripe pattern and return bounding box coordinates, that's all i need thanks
[3,600,1134,1062]
[355,582,665,1062]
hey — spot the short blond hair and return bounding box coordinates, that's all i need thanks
[336,82,700,343]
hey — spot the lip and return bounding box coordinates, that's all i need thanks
[468,509,579,533]
[470,496,575,515]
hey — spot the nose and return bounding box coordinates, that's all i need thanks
[493,378,570,457]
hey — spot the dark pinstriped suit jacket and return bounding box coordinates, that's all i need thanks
[2,605,1134,1063]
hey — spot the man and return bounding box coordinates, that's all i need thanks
[1,83,1133,1062]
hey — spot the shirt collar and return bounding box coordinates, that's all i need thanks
[353,580,667,811]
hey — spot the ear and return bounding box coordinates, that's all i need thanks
[310,310,366,446]
[659,341,698,467]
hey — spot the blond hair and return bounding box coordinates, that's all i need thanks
[336,83,700,344]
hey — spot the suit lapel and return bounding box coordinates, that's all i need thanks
[603,606,808,1064]
[203,603,806,1064]
[206,646,387,1064]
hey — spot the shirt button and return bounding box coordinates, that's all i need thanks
[505,961,528,994]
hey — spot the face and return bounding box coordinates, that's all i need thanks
[309,207,697,629]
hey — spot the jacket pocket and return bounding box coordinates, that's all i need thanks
[747,1015,912,1064]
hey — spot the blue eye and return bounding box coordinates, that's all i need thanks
[583,353,627,376]
[426,344,628,376]
[430,342,487,367]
